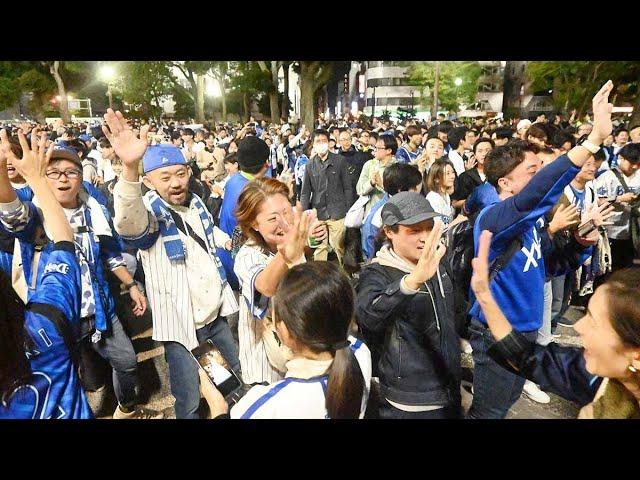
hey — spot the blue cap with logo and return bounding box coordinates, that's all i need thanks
[143,145,187,174]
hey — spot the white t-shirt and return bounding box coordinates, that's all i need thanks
[447,150,465,176]
[426,191,453,226]
[594,169,640,240]
[231,336,371,419]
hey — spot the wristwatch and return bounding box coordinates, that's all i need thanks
[576,136,601,154]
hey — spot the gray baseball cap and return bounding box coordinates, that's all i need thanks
[381,191,441,226]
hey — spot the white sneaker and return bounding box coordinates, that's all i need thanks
[523,380,550,404]
[460,339,473,354]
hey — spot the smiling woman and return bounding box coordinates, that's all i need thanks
[471,230,640,419]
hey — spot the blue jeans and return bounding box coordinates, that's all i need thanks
[84,315,139,409]
[466,319,538,419]
[164,317,240,419]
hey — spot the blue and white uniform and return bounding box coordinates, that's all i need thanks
[395,144,422,164]
[1,242,92,419]
[231,336,371,419]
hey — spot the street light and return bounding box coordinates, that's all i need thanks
[99,65,116,110]
[454,78,462,87]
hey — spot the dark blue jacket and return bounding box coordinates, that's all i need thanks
[356,261,461,408]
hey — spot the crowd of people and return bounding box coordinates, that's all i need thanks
[0,80,639,420]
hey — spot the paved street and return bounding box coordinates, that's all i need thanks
[87,303,584,420]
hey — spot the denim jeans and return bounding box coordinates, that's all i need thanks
[379,398,462,419]
[164,316,240,419]
[80,315,139,409]
[466,319,538,419]
[551,274,571,328]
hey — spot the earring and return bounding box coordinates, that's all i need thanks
[629,365,638,374]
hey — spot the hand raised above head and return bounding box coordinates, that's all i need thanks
[102,109,149,166]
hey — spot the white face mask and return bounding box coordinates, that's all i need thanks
[315,143,329,155]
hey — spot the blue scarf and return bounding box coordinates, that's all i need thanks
[146,191,228,286]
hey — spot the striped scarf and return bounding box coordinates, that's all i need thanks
[146,191,228,285]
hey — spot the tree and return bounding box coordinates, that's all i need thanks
[256,61,282,122]
[407,61,482,113]
[167,61,216,123]
[296,62,336,129]
[281,61,291,121]
[527,61,640,120]
[118,62,174,120]
[228,62,271,121]
[210,62,229,122]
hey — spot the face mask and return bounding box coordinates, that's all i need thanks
[315,144,329,155]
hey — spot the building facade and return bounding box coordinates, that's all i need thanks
[365,61,423,117]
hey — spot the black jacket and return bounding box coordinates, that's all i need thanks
[452,168,484,202]
[356,261,461,408]
[300,151,354,221]
[339,146,372,198]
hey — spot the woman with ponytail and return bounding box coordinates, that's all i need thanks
[199,261,372,419]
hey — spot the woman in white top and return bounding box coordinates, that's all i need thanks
[233,178,326,385]
[200,261,372,419]
[424,158,456,227]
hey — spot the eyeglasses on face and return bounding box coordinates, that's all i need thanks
[45,169,82,180]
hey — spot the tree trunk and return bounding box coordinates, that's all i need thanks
[242,92,250,122]
[49,61,70,123]
[431,61,440,120]
[195,74,205,123]
[299,65,316,131]
[282,62,290,122]
[268,92,280,123]
[220,86,227,122]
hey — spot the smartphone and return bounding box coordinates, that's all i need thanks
[577,219,597,237]
[191,340,243,402]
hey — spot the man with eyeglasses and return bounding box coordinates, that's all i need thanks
[0,132,161,419]
[356,134,398,218]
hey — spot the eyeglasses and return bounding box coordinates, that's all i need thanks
[45,169,82,180]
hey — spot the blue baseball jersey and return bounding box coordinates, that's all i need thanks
[395,145,423,164]
[469,155,581,332]
[0,243,92,419]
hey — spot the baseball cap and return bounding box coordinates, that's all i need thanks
[143,145,187,174]
[50,146,83,169]
[381,192,441,226]
[516,119,532,132]
[78,134,91,142]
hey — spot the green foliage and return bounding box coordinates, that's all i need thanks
[527,61,640,116]
[117,62,174,118]
[407,61,482,111]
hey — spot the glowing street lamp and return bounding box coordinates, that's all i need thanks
[454,78,463,86]
[99,65,116,109]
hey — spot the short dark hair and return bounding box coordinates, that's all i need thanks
[98,137,112,149]
[223,152,238,164]
[593,148,607,162]
[618,142,640,164]
[312,129,330,143]
[493,127,514,141]
[448,126,469,149]
[182,128,194,137]
[473,137,495,154]
[437,121,454,134]
[403,125,421,141]
[379,134,398,155]
[550,131,575,150]
[614,127,629,137]
[369,131,379,141]
[485,140,540,191]
[382,163,423,196]
[525,124,547,142]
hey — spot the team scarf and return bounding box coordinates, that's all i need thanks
[145,190,228,286]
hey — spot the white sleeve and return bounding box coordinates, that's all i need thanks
[213,226,230,247]
[234,247,270,320]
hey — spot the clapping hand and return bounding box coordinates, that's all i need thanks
[548,203,580,235]
[404,221,447,289]
[471,230,492,298]
[277,202,314,265]
[581,201,615,229]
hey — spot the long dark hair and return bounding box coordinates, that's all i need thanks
[273,262,365,419]
[0,269,30,400]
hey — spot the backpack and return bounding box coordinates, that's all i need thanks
[447,214,523,334]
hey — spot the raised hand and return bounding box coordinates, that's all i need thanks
[102,109,149,167]
[471,230,492,298]
[581,201,615,228]
[404,221,447,289]
[548,203,580,235]
[464,154,477,171]
[277,202,314,265]
[1,128,53,182]
[590,80,614,144]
